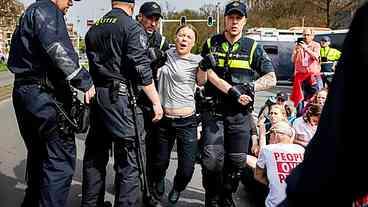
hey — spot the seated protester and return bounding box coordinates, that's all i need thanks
[314,88,328,106]
[293,104,322,147]
[254,121,305,207]
[259,105,288,148]
[297,88,328,118]
[151,24,206,205]
[258,91,288,127]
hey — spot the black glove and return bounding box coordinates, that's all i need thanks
[237,82,255,97]
[234,82,255,111]
[148,47,167,69]
[228,86,242,101]
[199,53,217,71]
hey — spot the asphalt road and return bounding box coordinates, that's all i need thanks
[0,71,13,87]
[0,86,291,207]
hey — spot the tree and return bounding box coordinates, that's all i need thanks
[79,37,86,54]
[162,6,221,54]
[306,0,356,28]
[248,0,361,29]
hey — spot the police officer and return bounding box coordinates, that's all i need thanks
[81,0,163,207]
[198,1,276,206]
[7,0,95,206]
[137,1,170,60]
[319,36,341,87]
[136,2,169,206]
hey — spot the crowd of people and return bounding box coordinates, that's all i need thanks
[5,0,367,207]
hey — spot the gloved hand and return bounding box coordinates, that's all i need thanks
[238,82,255,98]
[199,53,217,71]
[228,86,242,100]
[229,82,255,110]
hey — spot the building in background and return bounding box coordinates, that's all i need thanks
[66,23,79,51]
[0,0,25,55]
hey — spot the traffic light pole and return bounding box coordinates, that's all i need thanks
[216,2,220,34]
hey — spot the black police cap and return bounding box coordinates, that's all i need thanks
[139,1,162,18]
[225,1,247,17]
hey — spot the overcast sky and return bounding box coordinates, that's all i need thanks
[19,0,230,35]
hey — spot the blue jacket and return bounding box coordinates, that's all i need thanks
[7,0,93,92]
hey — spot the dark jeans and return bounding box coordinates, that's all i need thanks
[200,111,251,201]
[152,115,198,192]
[82,88,143,207]
[12,84,76,207]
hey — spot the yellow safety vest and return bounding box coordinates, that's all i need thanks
[320,46,341,63]
[206,35,257,84]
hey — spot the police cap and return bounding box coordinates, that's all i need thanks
[225,1,247,17]
[139,2,163,18]
[321,36,331,42]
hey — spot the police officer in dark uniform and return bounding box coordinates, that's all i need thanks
[198,1,277,206]
[135,1,170,206]
[7,0,95,206]
[81,0,163,207]
[136,2,169,206]
[137,1,170,60]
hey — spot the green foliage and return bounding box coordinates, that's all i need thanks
[79,38,86,54]
[0,63,8,72]
[162,5,223,54]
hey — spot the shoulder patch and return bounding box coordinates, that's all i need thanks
[140,33,148,50]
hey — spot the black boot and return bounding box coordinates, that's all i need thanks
[143,195,162,207]
[204,194,221,207]
[168,188,181,204]
[222,193,236,207]
[102,201,112,207]
[153,178,165,199]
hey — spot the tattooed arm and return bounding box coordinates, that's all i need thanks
[251,43,277,92]
[254,72,277,92]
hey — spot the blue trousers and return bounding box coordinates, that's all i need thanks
[13,84,76,207]
[81,88,143,207]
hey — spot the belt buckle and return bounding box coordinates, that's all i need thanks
[118,82,128,96]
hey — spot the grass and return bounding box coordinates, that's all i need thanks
[0,63,8,72]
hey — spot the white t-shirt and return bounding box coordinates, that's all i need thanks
[257,144,305,207]
[292,117,317,142]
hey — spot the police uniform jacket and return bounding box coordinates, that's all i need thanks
[201,34,274,110]
[85,8,152,87]
[7,0,93,92]
[148,31,170,51]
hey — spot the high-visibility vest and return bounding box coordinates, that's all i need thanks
[205,34,257,84]
[320,46,341,63]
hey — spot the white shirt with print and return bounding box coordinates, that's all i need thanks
[257,144,305,207]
